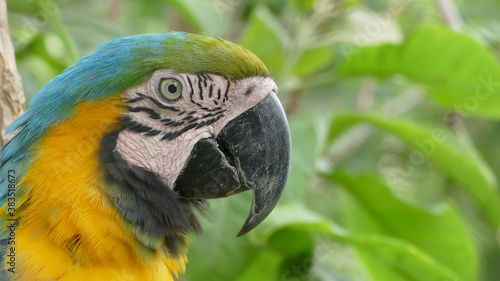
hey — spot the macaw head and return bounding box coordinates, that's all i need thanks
[1,32,290,260]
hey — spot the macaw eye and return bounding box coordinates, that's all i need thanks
[159,78,182,101]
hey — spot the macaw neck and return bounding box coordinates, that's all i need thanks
[5,98,188,281]
[99,129,203,252]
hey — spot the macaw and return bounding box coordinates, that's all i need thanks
[0,32,291,281]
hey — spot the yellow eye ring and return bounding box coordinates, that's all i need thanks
[159,78,182,101]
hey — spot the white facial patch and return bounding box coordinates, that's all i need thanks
[115,69,277,187]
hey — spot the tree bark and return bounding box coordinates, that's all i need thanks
[0,0,25,147]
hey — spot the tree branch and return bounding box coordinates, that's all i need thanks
[436,0,463,31]
[0,0,25,147]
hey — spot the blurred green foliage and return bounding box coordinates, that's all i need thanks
[6,0,500,280]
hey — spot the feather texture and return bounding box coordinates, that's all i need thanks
[1,98,186,280]
[0,32,270,280]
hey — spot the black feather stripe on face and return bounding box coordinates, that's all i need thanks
[223,76,230,103]
[133,93,180,111]
[197,75,203,101]
[122,77,227,141]
[123,106,161,119]
[187,76,195,103]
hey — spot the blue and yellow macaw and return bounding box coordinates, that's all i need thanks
[0,32,291,281]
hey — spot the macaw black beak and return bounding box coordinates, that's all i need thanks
[174,92,291,236]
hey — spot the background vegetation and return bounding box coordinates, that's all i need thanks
[6,0,500,280]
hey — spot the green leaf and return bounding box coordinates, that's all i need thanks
[280,113,324,203]
[267,228,314,256]
[30,0,79,62]
[162,0,229,37]
[61,10,129,54]
[292,46,335,77]
[240,5,287,74]
[327,113,500,230]
[184,193,258,281]
[234,249,283,281]
[331,171,478,281]
[254,204,462,281]
[7,12,41,50]
[352,236,461,281]
[339,25,500,119]
[287,0,316,11]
